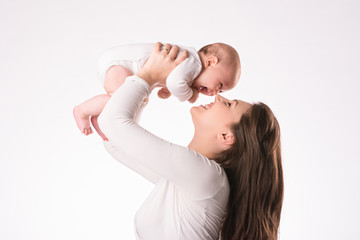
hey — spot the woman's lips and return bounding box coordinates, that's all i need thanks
[201,102,213,110]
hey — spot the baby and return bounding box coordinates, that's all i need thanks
[73,42,241,141]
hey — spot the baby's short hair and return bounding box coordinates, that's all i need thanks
[199,42,241,79]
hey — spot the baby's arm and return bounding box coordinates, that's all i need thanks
[157,85,198,103]
[187,87,199,103]
[166,57,202,102]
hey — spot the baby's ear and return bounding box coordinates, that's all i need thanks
[206,56,219,66]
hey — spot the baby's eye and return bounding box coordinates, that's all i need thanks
[227,102,232,107]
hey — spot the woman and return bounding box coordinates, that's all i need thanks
[98,43,284,240]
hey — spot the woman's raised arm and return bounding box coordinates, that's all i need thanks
[98,43,226,199]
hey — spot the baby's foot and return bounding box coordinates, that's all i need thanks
[73,105,93,136]
[91,115,109,141]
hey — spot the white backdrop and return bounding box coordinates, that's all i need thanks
[1,0,359,239]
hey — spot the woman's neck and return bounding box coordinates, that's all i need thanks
[188,135,216,159]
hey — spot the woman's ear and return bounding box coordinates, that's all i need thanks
[206,56,219,67]
[217,130,235,146]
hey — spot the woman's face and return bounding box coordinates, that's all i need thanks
[190,95,252,135]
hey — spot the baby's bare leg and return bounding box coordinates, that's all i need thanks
[73,65,132,140]
[91,65,132,140]
[103,65,132,95]
[91,66,132,140]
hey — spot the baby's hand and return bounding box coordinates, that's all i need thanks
[157,87,172,99]
[188,87,199,103]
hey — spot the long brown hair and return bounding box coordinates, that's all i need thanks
[215,102,284,240]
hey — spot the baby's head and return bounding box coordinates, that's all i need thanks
[194,43,241,96]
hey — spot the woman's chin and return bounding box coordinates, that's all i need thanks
[190,105,203,115]
[190,106,200,120]
[190,106,196,116]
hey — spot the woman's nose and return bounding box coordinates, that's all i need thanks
[215,94,220,102]
[215,94,228,102]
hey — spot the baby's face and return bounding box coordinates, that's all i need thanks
[193,64,239,96]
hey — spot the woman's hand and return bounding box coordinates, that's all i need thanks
[136,42,188,87]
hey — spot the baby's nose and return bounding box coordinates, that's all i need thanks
[212,89,220,95]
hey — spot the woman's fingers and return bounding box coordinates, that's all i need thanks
[136,42,188,86]
[168,45,179,59]
[154,42,163,53]
[175,49,188,64]
[161,43,172,55]
[163,43,188,63]
[155,42,188,62]
[163,43,171,50]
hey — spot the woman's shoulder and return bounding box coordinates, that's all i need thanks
[168,145,229,199]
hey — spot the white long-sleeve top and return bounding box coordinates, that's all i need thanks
[98,76,230,240]
[97,43,202,102]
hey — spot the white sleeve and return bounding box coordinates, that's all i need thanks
[98,76,224,199]
[103,99,162,184]
[103,141,162,184]
[166,56,202,102]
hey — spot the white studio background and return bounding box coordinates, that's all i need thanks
[1,0,359,239]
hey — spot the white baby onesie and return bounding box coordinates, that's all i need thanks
[97,43,202,102]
